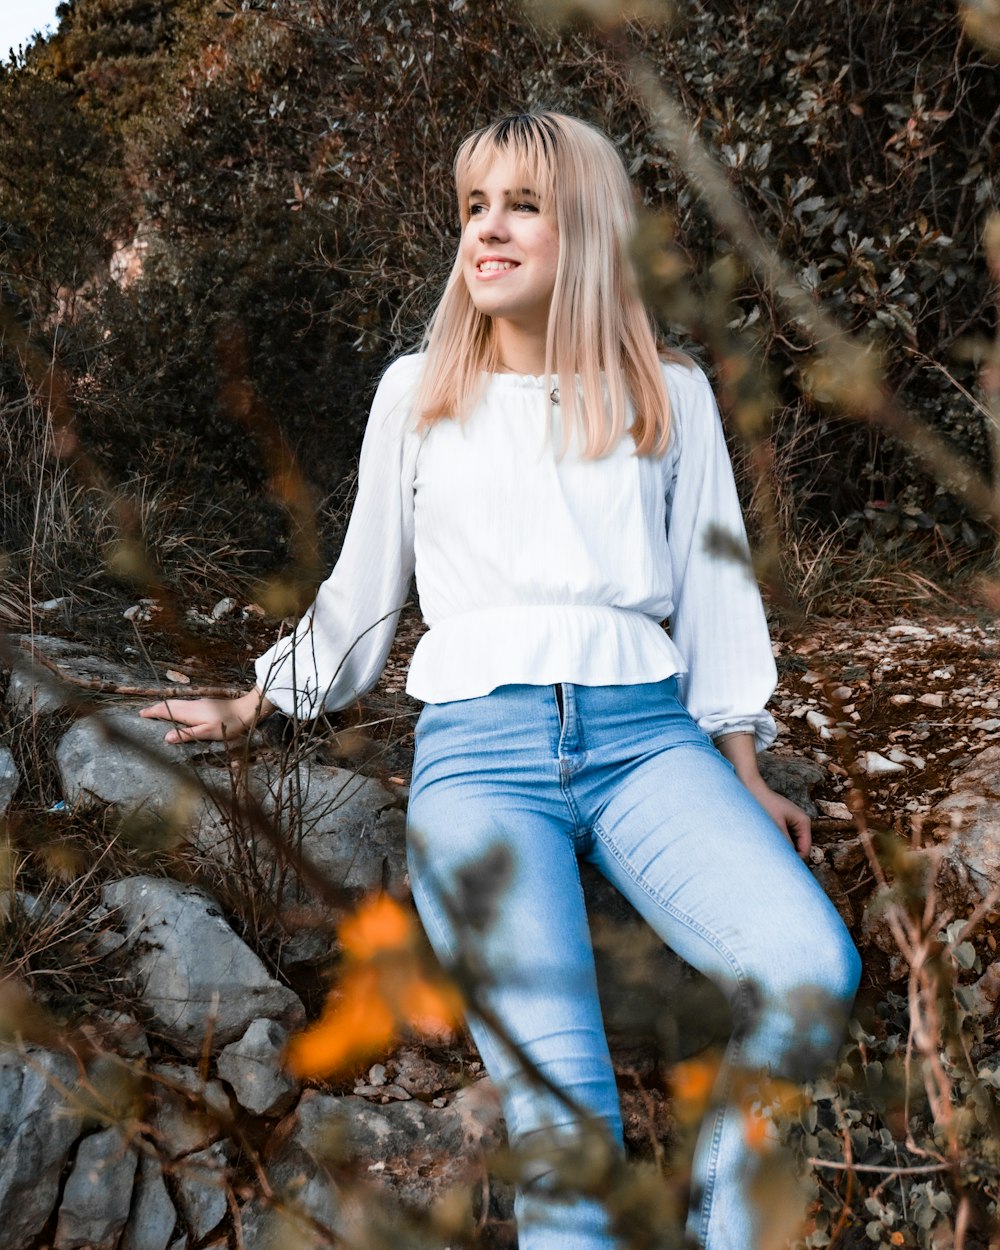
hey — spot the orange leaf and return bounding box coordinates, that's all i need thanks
[401,976,463,1036]
[743,1108,770,1152]
[669,1056,721,1122]
[340,895,414,959]
[285,966,395,1079]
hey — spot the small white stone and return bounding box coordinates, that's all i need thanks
[918,693,946,708]
[832,686,853,700]
[861,751,906,776]
[211,597,237,621]
[886,623,932,640]
[806,710,834,732]
[889,694,913,706]
[817,800,852,821]
[887,748,925,769]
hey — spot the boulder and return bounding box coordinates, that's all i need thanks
[0,746,18,814]
[56,707,204,813]
[192,760,408,901]
[173,1141,232,1241]
[103,877,304,1055]
[291,1078,503,1209]
[932,745,1000,906]
[121,1153,178,1250]
[5,636,139,716]
[151,1063,231,1159]
[239,1150,340,1250]
[217,1018,299,1117]
[859,888,909,983]
[54,1126,139,1250]
[0,1047,86,1249]
[756,752,825,818]
[241,1078,503,1249]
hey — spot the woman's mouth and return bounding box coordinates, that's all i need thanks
[476,259,519,276]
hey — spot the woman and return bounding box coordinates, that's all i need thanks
[142,111,861,1250]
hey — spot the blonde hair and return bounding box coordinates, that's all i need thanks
[411,111,684,458]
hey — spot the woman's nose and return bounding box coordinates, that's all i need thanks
[478,207,509,241]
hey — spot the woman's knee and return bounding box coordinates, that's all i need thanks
[733,908,860,1022]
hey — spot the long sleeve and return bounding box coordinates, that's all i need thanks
[254,355,421,719]
[664,365,777,752]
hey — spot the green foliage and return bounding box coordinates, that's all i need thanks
[3,0,995,571]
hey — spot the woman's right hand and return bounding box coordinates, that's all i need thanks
[139,686,277,744]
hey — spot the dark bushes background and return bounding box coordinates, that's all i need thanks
[1,0,997,594]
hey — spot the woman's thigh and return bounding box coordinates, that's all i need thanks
[580,733,860,1068]
[406,689,623,1142]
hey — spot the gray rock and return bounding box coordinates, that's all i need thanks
[756,752,825,818]
[217,1019,299,1117]
[859,888,909,982]
[241,1079,503,1249]
[54,1126,139,1249]
[239,1159,340,1250]
[88,1010,151,1059]
[5,636,140,716]
[121,1153,177,1250]
[0,892,124,961]
[0,890,66,925]
[103,877,304,1055]
[933,744,1000,906]
[292,1078,503,1209]
[174,1142,231,1241]
[192,761,408,900]
[56,707,202,814]
[152,1063,231,1158]
[391,1048,454,1098]
[0,747,18,814]
[830,837,866,873]
[0,1047,86,1248]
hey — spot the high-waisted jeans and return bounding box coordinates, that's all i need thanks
[405,678,862,1250]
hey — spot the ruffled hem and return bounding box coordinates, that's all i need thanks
[405,604,686,705]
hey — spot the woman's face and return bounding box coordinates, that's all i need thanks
[460,154,559,339]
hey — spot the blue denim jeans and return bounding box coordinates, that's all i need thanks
[405,678,861,1250]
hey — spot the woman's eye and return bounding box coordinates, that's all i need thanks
[514,202,539,213]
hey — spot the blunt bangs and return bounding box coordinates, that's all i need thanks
[455,114,558,222]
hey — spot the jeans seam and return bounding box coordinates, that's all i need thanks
[590,816,748,990]
[693,1035,744,1246]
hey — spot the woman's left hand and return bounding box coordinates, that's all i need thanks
[713,732,812,859]
[741,778,812,860]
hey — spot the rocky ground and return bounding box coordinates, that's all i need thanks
[0,602,998,1250]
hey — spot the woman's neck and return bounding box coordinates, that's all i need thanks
[493,320,548,376]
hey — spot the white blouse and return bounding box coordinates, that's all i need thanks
[254,353,778,750]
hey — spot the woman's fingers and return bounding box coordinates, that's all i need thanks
[139,698,238,743]
[139,699,208,725]
[787,807,812,859]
